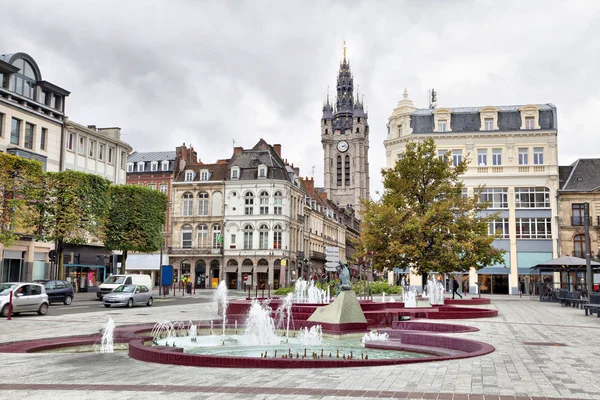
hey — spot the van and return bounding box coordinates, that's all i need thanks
[97,274,153,300]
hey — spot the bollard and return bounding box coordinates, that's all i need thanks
[255,285,258,299]
[268,284,271,299]
[262,286,265,299]
[248,284,251,299]
[7,290,13,320]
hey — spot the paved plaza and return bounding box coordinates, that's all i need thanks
[1,294,599,400]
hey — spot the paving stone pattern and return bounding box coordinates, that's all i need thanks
[0,295,599,399]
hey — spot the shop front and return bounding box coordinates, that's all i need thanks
[256,259,268,290]
[63,244,111,292]
[195,260,207,289]
[226,259,238,289]
[1,250,25,282]
[125,253,161,287]
[209,260,220,288]
[273,259,281,290]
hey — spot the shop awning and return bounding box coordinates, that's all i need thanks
[125,253,161,271]
[241,265,253,273]
[255,266,268,273]
[226,265,238,273]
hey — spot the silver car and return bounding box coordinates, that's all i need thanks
[0,283,50,317]
[103,284,153,308]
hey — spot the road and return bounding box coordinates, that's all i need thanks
[42,289,249,316]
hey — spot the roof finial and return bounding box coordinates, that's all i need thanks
[403,88,408,99]
[327,86,330,105]
[343,40,347,60]
[356,84,359,102]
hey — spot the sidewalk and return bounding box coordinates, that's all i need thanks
[2,295,599,399]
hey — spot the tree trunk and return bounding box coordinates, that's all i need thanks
[57,240,65,280]
[120,250,128,274]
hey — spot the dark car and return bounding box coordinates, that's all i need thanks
[33,280,74,305]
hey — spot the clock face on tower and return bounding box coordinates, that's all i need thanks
[337,140,349,153]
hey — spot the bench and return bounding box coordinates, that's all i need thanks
[556,289,569,305]
[558,291,582,308]
[584,294,600,317]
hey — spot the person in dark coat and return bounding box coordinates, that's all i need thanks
[452,277,462,299]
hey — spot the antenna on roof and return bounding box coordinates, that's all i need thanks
[312,166,316,178]
[429,88,437,109]
[232,138,235,148]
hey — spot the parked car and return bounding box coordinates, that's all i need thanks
[33,280,74,305]
[97,274,153,300]
[0,283,50,317]
[103,284,153,308]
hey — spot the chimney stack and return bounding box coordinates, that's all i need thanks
[273,144,282,157]
[234,146,243,155]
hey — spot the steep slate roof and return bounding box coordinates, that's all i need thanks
[559,159,600,192]
[229,139,290,182]
[410,103,557,134]
[173,162,229,183]
[127,151,176,163]
[558,166,574,190]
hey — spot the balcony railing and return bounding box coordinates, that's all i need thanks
[571,216,591,226]
[297,214,305,223]
[169,245,223,255]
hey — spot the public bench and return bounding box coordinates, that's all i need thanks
[558,291,583,308]
[583,293,600,317]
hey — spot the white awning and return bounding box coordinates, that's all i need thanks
[125,253,162,271]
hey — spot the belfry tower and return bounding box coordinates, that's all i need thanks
[321,43,370,216]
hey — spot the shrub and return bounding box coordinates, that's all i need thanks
[273,286,295,295]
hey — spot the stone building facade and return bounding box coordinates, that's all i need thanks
[383,91,559,295]
[0,52,69,283]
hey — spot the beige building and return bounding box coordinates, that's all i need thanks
[558,159,600,290]
[0,52,69,282]
[169,144,227,288]
[383,90,559,295]
[63,119,131,184]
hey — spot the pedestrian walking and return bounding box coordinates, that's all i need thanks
[452,277,462,299]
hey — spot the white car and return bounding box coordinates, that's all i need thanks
[0,283,50,317]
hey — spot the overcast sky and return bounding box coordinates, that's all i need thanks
[2,0,599,197]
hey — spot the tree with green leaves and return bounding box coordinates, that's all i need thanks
[357,138,505,276]
[104,185,168,274]
[37,171,111,279]
[0,154,44,246]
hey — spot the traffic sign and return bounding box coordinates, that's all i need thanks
[325,246,339,262]
[325,261,339,272]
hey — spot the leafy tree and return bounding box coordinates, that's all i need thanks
[104,185,168,274]
[0,154,44,246]
[37,171,111,279]
[357,138,505,276]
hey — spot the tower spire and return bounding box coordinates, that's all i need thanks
[343,40,347,60]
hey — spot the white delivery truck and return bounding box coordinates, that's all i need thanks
[97,274,153,300]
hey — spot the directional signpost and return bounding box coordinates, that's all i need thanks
[325,246,340,271]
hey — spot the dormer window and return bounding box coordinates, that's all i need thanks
[185,171,194,181]
[137,162,144,172]
[150,161,158,172]
[519,105,541,130]
[161,160,169,171]
[231,167,240,180]
[433,108,452,132]
[200,170,209,181]
[258,165,267,179]
[126,163,134,173]
[479,107,499,131]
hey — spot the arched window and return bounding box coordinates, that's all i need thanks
[180,260,191,276]
[258,224,269,249]
[11,58,37,100]
[182,192,193,216]
[345,155,350,186]
[198,192,209,216]
[197,224,208,248]
[573,234,586,258]
[181,225,192,248]
[244,192,254,215]
[243,224,254,250]
[273,224,282,249]
[212,224,222,248]
[336,155,342,186]
[273,191,283,215]
[259,191,269,214]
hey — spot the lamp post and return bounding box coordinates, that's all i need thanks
[367,250,375,284]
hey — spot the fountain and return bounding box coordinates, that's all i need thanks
[214,281,229,336]
[241,299,280,346]
[402,286,417,308]
[361,331,389,344]
[428,278,445,306]
[298,325,322,346]
[294,278,328,304]
[100,315,115,353]
[274,293,294,338]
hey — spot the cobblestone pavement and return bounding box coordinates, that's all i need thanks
[1,295,599,400]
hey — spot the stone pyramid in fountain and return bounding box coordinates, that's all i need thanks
[307,264,367,332]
